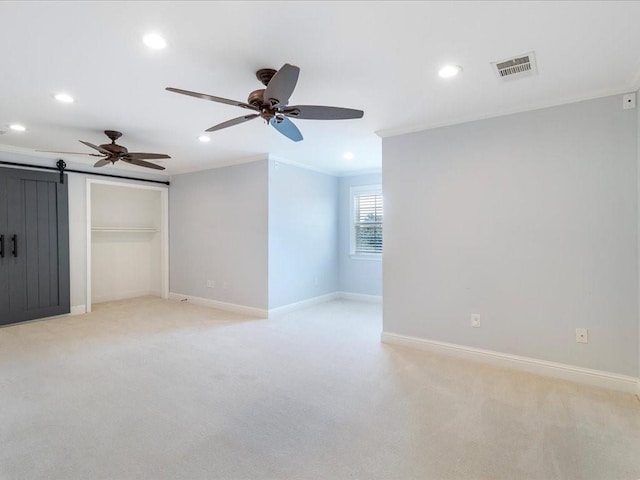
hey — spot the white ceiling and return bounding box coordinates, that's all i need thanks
[1,1,639,176]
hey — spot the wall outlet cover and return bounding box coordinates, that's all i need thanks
[576,328,588,344]
[471,314,481,328]
[623,93,636,110]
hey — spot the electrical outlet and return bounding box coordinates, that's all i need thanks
[206,280,215,288]
[471,314,481,328]
[623,93,636,110]
[576,328,588,344]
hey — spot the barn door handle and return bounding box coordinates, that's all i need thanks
[0,235,4,258]
[11,235,17,257]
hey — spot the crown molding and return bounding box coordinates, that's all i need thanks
[376,85,638,139]
[338,167,382,178]
[268,154,339,176]
[167,153,269,177]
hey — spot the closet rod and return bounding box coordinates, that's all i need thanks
[0,160,170,186]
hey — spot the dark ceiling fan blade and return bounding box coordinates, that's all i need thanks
[93,158,112,168]
[79,140,112,155]
[165,87,258,111]
[264,63,300,108]
[125,153,171,160]
[36,150,105,157]
[270,116,303,142]
[121,158,166,170]
[206,114,260,132]
[283,105,364,120]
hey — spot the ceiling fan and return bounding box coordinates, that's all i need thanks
[166,63,364,142]
[39,130,170,170]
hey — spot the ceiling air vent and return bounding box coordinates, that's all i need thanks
[492,52,537,81]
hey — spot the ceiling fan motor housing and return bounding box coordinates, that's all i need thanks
[248,89,266,108]
[101,130,128,156]
[100,143,128,156]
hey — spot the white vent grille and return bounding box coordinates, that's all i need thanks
[492,52,537,81]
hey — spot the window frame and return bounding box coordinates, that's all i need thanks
[349,184,383,260]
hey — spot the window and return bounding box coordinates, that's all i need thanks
[350,185,383,257]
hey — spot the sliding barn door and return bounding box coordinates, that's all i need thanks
[0,168,69,325]
[0,174,8,317]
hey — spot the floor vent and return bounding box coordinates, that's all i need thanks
[492,52,537,81]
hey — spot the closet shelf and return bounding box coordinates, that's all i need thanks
[91,227,158,233]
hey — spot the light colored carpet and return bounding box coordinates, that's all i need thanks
[0,297,638,480]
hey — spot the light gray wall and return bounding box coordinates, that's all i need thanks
[338,173,383,296]
[383,94,639,377]
[637,89,640,382]
[170,160,269,309]
[268,160,338,308]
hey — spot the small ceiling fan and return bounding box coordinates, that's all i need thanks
[166,63,364,142]
[39,130,170,170]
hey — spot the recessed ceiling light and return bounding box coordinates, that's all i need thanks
[198,135,211,143]
[438,65,462,78]
[143,33,167,50]
[9,124,26,132]
[54,93,74,103]
[343,152,354,160]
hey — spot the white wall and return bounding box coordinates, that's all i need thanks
[383,94,639,377]
[268,160,338,308]
[91,185,161,303]
[338,172,383,296]
[169,160,269,309]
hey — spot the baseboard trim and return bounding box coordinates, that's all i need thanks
[93,290,161,304]
[169,292,267,318]
[70,305,86,315]
[381,332,640,394]
[338,292,382,304]
[167,290,382,319]
[268,292,340,318]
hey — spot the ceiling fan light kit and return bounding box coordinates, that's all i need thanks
[166,63,364,142]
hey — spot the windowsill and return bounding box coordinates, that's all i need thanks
[349,254,382,261]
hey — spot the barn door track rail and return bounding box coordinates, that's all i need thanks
[0,159,170,186]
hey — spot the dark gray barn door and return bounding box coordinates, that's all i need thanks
[0,168,69,325]
[0,176,8,317]
[5,174,26,321]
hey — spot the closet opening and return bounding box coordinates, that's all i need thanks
[86,179,168,312]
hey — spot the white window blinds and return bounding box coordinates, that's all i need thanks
[354,192,383,254]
